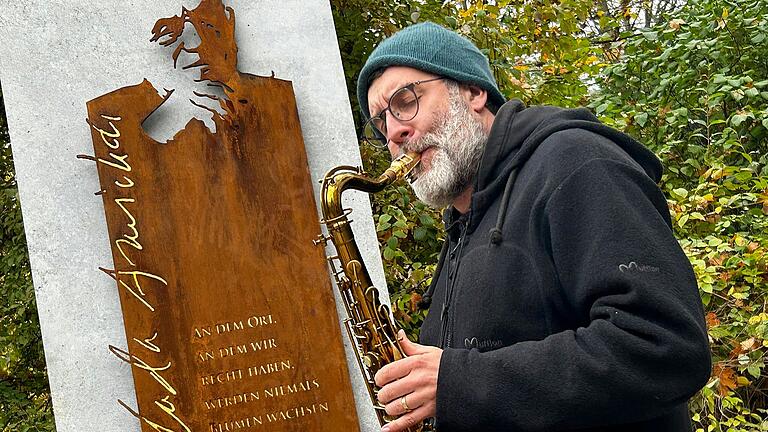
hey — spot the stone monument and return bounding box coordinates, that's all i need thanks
[0,0,384,430]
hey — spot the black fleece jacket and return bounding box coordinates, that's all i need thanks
[418,100,711,431]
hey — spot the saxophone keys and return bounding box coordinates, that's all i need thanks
[362,353,381,369]
[312,234,332,246]
[378,304,391,316]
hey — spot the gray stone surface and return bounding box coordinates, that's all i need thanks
[0,1,383,430]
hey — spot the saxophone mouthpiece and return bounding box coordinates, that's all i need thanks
[394,151,421,183]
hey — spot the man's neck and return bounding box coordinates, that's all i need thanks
[451,187,473,214]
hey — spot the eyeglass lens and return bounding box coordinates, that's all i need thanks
[363,85,420,147]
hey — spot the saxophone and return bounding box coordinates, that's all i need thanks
[314,151,431,431]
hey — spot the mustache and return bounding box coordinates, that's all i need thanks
[400,132,441,156]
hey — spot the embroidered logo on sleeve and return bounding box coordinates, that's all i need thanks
[618,261,660,273]
[464,337,504,350]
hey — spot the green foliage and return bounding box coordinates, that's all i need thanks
[447,0,598,107]
[0,86,55,430]
[591,0,768,428]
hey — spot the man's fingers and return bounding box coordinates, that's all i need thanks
[398,330,432,356]
[381,402,434,432]
[382,388,430,416]
[376,332,441,387]
[374,354,420,386]
[376,373,414,405]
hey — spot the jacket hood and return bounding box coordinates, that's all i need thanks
[445,99,663,238]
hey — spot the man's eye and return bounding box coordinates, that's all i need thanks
[392,93,417,115]
[396,93,416,106]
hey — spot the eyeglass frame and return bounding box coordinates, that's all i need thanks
[361,76,447,148]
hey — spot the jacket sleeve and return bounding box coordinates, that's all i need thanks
[435,157,711,431]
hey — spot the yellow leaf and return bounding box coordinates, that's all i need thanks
[722,8,728,19]
[737,376,751,386]
[740,337,756,350]
[669,18,686,30]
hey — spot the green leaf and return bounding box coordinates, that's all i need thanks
[708,237,723,246]
[672,187,689,199]
[635,112,648,126]
[642,30,658,41]
[731,114,749,126]
[383,247,395,261]
[418,213,435,227]
[387,236,399,249]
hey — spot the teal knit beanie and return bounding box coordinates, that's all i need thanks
[357,22,506,119]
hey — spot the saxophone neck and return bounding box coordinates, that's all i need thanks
[319,151,421,222]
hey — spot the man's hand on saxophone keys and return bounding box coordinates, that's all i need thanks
[375,330,443,432]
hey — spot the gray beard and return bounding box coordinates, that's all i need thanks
[406,86,489,209]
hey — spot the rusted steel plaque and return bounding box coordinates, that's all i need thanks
[83,1,360,430]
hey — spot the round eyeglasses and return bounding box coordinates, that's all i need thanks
[362,76,446,148]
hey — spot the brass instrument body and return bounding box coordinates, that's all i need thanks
[315,152,429,431]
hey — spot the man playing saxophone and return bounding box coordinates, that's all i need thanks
[356,22,711,432]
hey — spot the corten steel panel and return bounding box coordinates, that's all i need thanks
[83,1,360,430]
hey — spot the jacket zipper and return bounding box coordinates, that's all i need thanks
[439,219,468,349]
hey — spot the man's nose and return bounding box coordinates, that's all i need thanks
[385,116,413,153]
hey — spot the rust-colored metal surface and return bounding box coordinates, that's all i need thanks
[82,1,360,430]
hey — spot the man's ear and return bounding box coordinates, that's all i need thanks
[461,84,489,114]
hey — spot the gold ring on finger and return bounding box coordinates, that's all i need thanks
[400,395,412,413]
